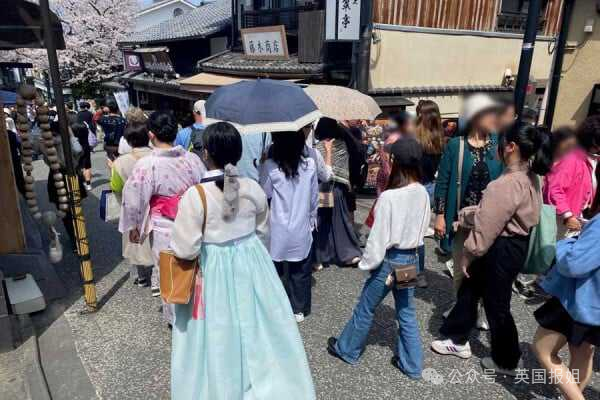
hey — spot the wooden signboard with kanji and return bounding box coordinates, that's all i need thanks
[241,25,290,61]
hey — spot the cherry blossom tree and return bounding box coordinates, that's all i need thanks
[1,0,137,89]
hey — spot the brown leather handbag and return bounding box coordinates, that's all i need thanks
[159,184,207,304]
[391,260,418,290]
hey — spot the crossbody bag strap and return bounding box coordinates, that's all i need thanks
[194,184,208,235]
[456,136,465,214]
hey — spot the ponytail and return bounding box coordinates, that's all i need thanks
[501,123,553,176]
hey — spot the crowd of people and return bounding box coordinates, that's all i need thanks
[7,90,600,400]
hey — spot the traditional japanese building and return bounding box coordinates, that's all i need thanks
[115,0,232,115]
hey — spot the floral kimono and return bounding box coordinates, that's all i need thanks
[119,146,206,323]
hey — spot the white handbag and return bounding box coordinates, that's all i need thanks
[100,190,121,222]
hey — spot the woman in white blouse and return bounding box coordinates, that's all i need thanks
[170,123,315,400]
[327,138,431,380]
[260,130,318,323]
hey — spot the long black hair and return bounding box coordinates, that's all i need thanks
[499,123,553,176]
[204,122,243,169]
[270,130,306,179]
[314,117,365,187]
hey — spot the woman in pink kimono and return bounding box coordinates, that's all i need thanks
[119,112,206,324]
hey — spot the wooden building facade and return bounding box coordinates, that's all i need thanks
[373,0,564,36]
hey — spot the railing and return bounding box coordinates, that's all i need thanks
[496,12,546,34]
[242,5,317,33]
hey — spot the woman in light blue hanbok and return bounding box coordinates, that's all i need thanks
[169,122,316,400]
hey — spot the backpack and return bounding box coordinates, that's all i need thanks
[188,126,205,158]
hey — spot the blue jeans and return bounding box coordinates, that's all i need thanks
[334,248,423,379]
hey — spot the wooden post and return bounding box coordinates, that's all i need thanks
[40,0,97,310]
[0,102,26,254]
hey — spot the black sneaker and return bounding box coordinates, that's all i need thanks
[151,287,160,297]
[134,278,149,287]
[327,337,346,363]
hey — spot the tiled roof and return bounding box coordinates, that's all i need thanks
[121,0,231,45]
[369,85,513,95]
[200,51,325,78]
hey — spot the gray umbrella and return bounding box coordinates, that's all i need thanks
[204,79,321,134]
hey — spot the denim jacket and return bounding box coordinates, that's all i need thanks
[541,213,600,326]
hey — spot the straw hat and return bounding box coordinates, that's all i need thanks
[460,93,500,125]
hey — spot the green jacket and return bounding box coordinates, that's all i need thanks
[434,134,503,252]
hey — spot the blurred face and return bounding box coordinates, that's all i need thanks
[498,105,516,130]
[403,118,416,137]
[554,137,577,160]
[472,110,498,135]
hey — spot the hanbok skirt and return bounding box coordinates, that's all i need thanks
[171,234,316,400]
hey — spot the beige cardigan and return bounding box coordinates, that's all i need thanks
[461,162,541,260]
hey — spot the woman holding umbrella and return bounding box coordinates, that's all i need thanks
[260,130,319,323]
[313,117,363,268]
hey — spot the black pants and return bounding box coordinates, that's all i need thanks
[440,235,529,369]
[274,255,313,316]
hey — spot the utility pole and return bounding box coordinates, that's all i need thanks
[40,0,97,311]
[513,0,544,121]
[356,0,373,93]
[544,0,575,129]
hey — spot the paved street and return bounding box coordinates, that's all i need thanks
[29,149,600,400]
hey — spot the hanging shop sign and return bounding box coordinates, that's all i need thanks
[241,25,290,61]
[325,0,361,41]
[123,51,143,72]
[135,47,175,76]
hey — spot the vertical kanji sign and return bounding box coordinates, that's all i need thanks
[326,0,361,41]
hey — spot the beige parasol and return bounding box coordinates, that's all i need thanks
[304,84,382,121]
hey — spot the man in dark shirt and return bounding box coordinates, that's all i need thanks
[77,101,95,133]
[97,99,126,161]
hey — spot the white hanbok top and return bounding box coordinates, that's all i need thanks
[170,172,270,260]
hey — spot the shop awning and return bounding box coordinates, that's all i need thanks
[0,90,17,105]
[133,47,169,53]
[178,73,249,93]
[179,72,301,93]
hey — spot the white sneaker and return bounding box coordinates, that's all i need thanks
[294,313,305,323]
[445,259,455,278]
[431,339,472,359]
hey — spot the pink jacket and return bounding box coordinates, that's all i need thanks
[543,148,594,219]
